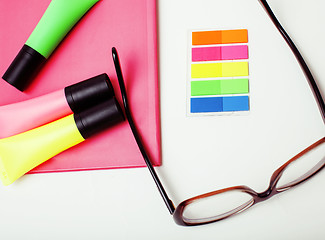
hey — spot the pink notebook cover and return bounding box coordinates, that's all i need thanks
[0,0,161,173]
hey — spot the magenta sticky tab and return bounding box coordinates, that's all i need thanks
[192,45,248,62]
[192,47,221,61]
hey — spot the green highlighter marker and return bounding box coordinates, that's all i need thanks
[2,0,100,91]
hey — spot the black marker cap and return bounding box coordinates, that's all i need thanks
[74,97,125,139]
[2,44,46,92]
[64,73,115,114]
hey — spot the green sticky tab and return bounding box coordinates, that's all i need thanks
[191,80,221,96]
[191,79,249,96]
[220,78,249,94]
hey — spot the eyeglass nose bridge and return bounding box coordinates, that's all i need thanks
[256,187,274,202]
[254,178,281,203]
[253,164,287,203]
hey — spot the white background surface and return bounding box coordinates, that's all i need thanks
[1,0,325,239]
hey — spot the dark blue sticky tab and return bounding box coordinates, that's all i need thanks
[191,97,223,113]
[222,96,249,111]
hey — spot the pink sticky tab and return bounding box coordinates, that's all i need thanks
[192,47,222,62]
[192,45,248,62]
[221,45,248,60]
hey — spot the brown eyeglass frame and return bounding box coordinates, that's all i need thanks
[173,137,325,226]
[111,0,325,227]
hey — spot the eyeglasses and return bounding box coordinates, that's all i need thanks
[111,0,325,226]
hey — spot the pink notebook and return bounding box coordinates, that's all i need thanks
[0,0,161,173]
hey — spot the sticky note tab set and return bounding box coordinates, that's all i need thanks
[188,29,250,115]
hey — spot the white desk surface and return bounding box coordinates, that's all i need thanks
[1,0,325,239]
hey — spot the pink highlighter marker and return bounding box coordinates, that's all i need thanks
[0,73,114,138]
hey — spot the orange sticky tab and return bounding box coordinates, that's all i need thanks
[192,31,222,45]
[192,29,248,45]
[221,29,248,44]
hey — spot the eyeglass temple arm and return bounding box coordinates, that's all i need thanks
[259,0,325,121]
[111,47,176,214]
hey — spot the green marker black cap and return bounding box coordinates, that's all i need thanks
[2,45,46,91]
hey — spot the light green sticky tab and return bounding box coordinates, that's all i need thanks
[221,62,249,77]
[191,63,222,78]
[220,78,249,94]
[191,79,249,96]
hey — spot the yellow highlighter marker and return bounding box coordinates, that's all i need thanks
[0,98,124,186]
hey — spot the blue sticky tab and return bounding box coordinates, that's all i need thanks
[191,97,223,113]
[222,96,249,111]
[190,96,249,113]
